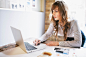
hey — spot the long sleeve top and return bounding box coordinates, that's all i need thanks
[38,20,82,47]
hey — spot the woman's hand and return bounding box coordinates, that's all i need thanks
[33,39,41,46]
[46,41,59,46]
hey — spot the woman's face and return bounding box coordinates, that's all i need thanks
[52,7,62,21]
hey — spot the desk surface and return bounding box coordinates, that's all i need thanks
[0,38,86,57]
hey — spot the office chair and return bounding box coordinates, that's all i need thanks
[81,30,86,47]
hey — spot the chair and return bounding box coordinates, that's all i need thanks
[81,30,86,47]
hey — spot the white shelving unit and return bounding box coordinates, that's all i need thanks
[0,0,45,12]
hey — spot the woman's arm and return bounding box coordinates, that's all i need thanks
[38,23,54,42]
[59,20,82,47]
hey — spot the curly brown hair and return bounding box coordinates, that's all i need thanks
[51,1,70,41]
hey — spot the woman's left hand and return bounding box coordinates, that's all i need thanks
[46,41,59,46]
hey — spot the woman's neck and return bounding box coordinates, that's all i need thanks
[58,21,64,27]
[55,20,59,22]
[55,20,59,25]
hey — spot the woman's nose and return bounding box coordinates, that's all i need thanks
[53,12,55,16]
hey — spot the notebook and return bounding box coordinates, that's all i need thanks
[11,26,46,53]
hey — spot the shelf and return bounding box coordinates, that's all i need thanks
[0,8,44,13]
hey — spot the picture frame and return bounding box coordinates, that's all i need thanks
[32,0,37,8]
[25,0,32,11]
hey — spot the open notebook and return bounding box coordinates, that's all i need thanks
[11,26,46,53]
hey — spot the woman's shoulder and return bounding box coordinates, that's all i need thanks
[48,23,54,28]
[68,19,77,24]
[49,22,54,26]
[68,19,77,28]
[70,20,77,24]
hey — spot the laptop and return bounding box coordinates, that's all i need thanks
[11,26,46,53]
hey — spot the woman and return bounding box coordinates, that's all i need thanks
[33,1,82,47]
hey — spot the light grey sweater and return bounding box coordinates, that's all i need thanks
[38,20,82,47]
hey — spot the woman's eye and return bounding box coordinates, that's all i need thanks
[55,11,58,12]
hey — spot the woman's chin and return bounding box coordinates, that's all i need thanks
[55,19,59,21]
[54,18,59,20]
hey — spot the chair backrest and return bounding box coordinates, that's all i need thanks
[81,30,86,47]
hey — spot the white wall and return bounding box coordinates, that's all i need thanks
[0,9,45,46]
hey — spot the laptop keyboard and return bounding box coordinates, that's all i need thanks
[24,42,37,51]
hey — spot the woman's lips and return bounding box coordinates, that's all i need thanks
[54,17,56,18]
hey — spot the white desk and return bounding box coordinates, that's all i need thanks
[0,38,86,57]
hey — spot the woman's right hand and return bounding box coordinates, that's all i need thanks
[33,39,41,46]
